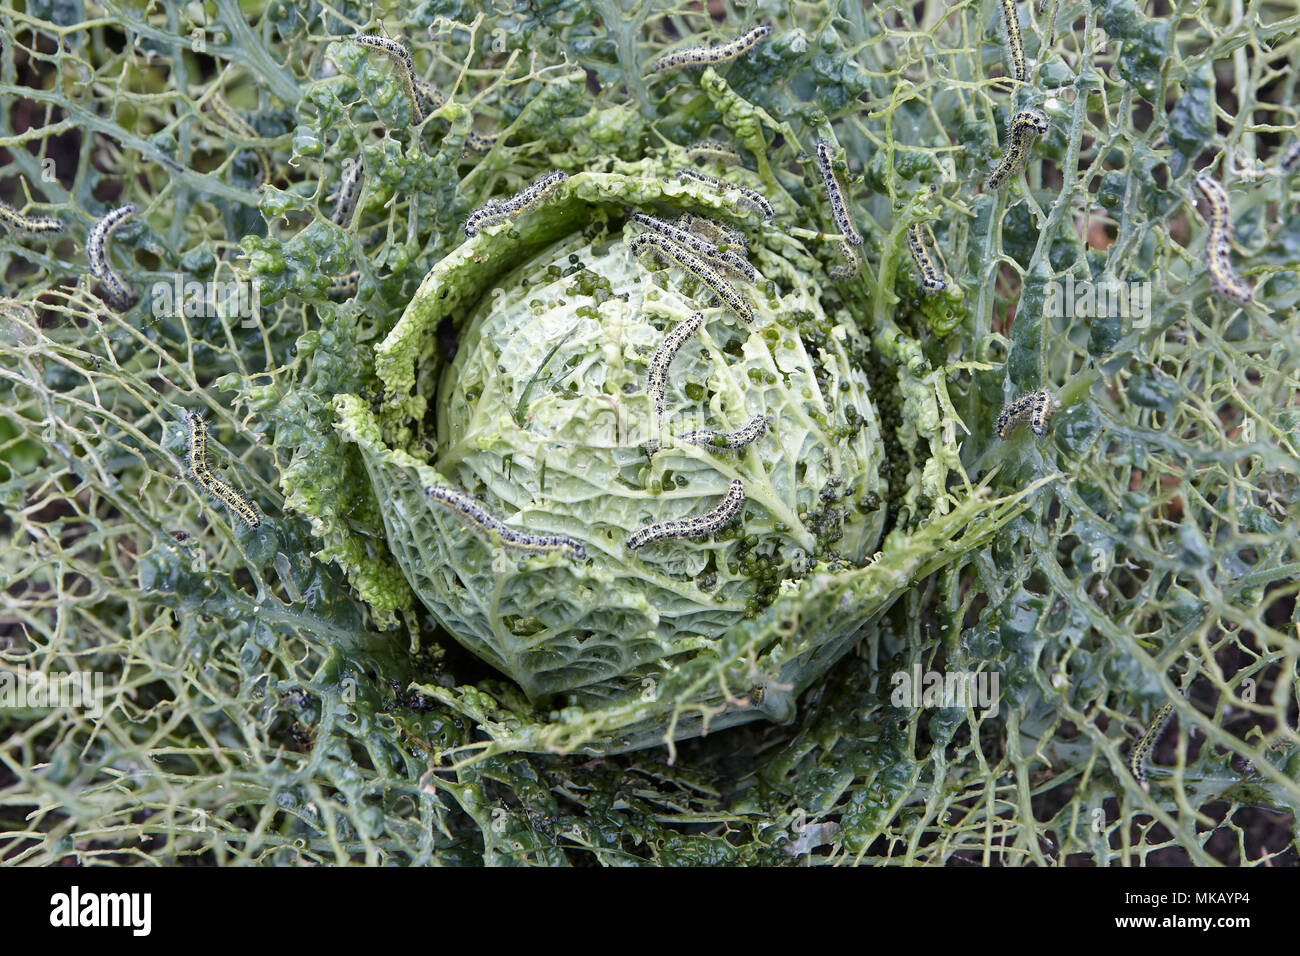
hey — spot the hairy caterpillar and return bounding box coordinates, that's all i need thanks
[626,478,746,550]
[465,131,500,152]
[88,203,138,310]
[1282,139,1300,173]
[0,198,62,234]
[995,388,1059,439]
[1130,701,1176,791]
[829,237,861,281]
[906,224,947,292]
[329,270,360,297]
[185,411,262,529]
[678,212,748,252]
[331,157,365,227]
[675,414,770,452]
[645,310,705,421]
[1193,173,1253,305]
[424,484,586,560]
[677,168,775,221]
[628,233,754,325]
[986,108,1049,190]
[353,33,424,123]
[998,0,1027,82]
[813,139,862,246]
[412,76,445,112]
[652,24,772,73]
[630,213,757,281]
[412,78,498,152]
[685,140,742,166]
[464,170,568,237]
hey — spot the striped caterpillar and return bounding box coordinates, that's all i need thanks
[353,33,423,122]
[1193,172,1253,305]
[675,414,770,452]
[630,213,757,281]
[329,270,360,297]
[331,157,365,227]
[995,388,1058,439]
[0,198,62,234]
[464,170,568,237]
[645,310,705,423]
[678,212,748,252]
[88,204,138,310]
[813,139,862,246]
[413,76,445,112]
[626,478,746,550]
[906,223,947,292]
[465,131,500,152]
[1130,701,1176,791]
[424,484,586,560]
[628,233,754,325]
[986,108,1049,190]
[412,78,499,152]
[829,237,861,281]
[677,168,774,221]
[685,140,742,166]
[185,411,262,530]
[652,24,772,74]
[998,0,1027,82]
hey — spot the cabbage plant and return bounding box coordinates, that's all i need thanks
[334,152,1033,752]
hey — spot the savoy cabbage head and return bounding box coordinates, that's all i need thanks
[0,0,1297,866]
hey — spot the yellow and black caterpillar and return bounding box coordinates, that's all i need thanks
[986,108,1049,190]
[626,479,746,550]
[995,388,1058,439]
[185,411,262,529]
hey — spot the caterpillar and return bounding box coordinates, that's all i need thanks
[906,223,947,292]
[424,484,586,560]
[353,33,424,123]
[1130,701,1176,791]
[185,411,262,530]
[412,77,445,112]
[0,198,63,234]
[685,140,742,166]
[464,170,568,238]
[628,233,754,325]
[626,478,746,550]
[329,270,360,297]
[88,203,138,310]
[677,168,775,221]
[995,388,1059,439]
[998,0,1027,82]
[986,108,1049,190]
[466,131,500,152]
[331,157,365,227]
[629,213,757,281]
[652,24,772,74]
[1193,172,1253,305]
[1281,139,1300,173]
[675,414,770,452]
[678,212,748,252]
[645,310,705,422]
[412,78,498,152]
[829,237,861,281]
[813,139,862,245]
